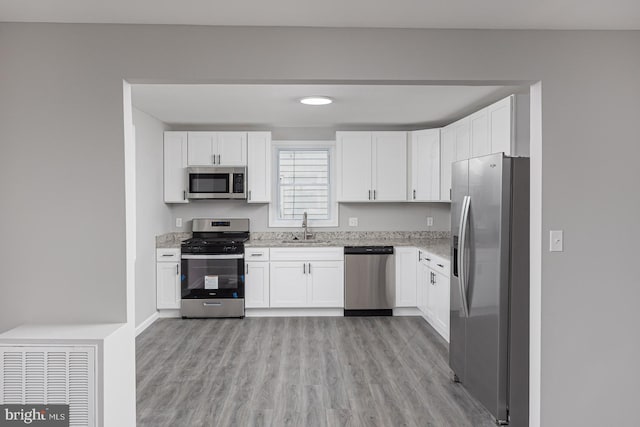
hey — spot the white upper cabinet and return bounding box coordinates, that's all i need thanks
[217,132,247,166]
[454,118,471,161]
[372,131,407,201]
[408,129,440,202]
[337,131,407,202]
[187,131,217,166]
[187,131,247,166]
[247,131,271,203]
[440,126,455,202]
[163,131,189,204]
[487,94,530,157]
[469,108,491,157]
[337,131,373,202]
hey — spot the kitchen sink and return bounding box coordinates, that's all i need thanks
[280,239,315,244]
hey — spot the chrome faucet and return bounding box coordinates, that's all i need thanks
[302,212,313,240]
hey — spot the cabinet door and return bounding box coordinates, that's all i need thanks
[488,96,513,156]
[157,262,181,309]
[245,262,270,308]
[187,132,216,166]
[269,262,307,307]
[247,132,271,203]
[433,270,450,342]
[424,268,437,322]
[163,132,189,203]
[337,132,372,201]
[395,247,418,307]
[307,261,344,308]
[417,261,429,316]
[454,119,471,161]
[469,109,490,157]
[440,126,455,202]
[372,131,407,201]
[409,129,440,201]
[217,132,247,166]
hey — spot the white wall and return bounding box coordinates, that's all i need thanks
[168,201,450,232]
[133,108,172,327]
[0,24,639,427]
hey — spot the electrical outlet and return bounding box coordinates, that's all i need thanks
[426,216,434,227]
[175,218,183,228]
[549,230,563,252]
[348,217,359,227]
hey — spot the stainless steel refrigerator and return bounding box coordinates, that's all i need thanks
[450,152,529,426]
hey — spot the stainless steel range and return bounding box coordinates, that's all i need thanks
[180,218,249,318]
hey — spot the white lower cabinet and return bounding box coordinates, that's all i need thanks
[156,249,181,309]
[270,260,344,308]
[307,261,344,307]
[245,261,270,308]
[270,262,308,307]
[417,250,450,342]
[268,248,344,308]
[395,247,418,307]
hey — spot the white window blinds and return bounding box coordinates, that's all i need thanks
[278,149,330,220]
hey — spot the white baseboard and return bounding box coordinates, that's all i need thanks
[245,308,343,317]
[135,312,159,336]
[393,307,421,316]
[157,309,181,318]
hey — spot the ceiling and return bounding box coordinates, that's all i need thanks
[1,0,639,29]
[132,84,521,128]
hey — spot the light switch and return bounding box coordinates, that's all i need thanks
[348,217,358,227]
[426,217,434,227]
[549,230,563,252]
[176,218,183,228]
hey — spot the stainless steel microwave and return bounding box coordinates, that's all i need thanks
[186,167,247,199]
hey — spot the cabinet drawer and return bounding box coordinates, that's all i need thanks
[245,248,270,261]
[418,250,435,267]
[157,248,180,262]
[431,256,450,277]
[270,247,343,261]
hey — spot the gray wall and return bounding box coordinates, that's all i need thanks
[133,108,172,327]
[0,24,638,427]
[168,201,450,232]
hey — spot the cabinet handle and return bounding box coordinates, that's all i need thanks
[374,190,376,200]
[183,190,187,200]
[425,257,431,262]
[418,252,422,261]
[248,190,252,201]
[212,154,216,164]
[308,263,311,274]
[437,263,444,268]
[176,265,179,275]
[218,154,221,164]
[368,190,371,200]
[303,263,306,274]
[162,254,173,257]
[413,189,416,200]
[246,263,249,273]
[250,253,263,257]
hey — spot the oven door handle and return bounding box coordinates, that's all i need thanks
[181,254,244,260]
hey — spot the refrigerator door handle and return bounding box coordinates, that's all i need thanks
[458,195,471,317]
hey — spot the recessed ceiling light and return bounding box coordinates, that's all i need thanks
[300,96,333,106]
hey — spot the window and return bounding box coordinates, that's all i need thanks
[269,141,338,227]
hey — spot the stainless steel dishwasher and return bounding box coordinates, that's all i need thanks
[344,246,395,316]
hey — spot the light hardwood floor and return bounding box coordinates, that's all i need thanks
[136,317,495,427]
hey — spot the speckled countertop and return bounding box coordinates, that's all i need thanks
[157,231,451,260]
